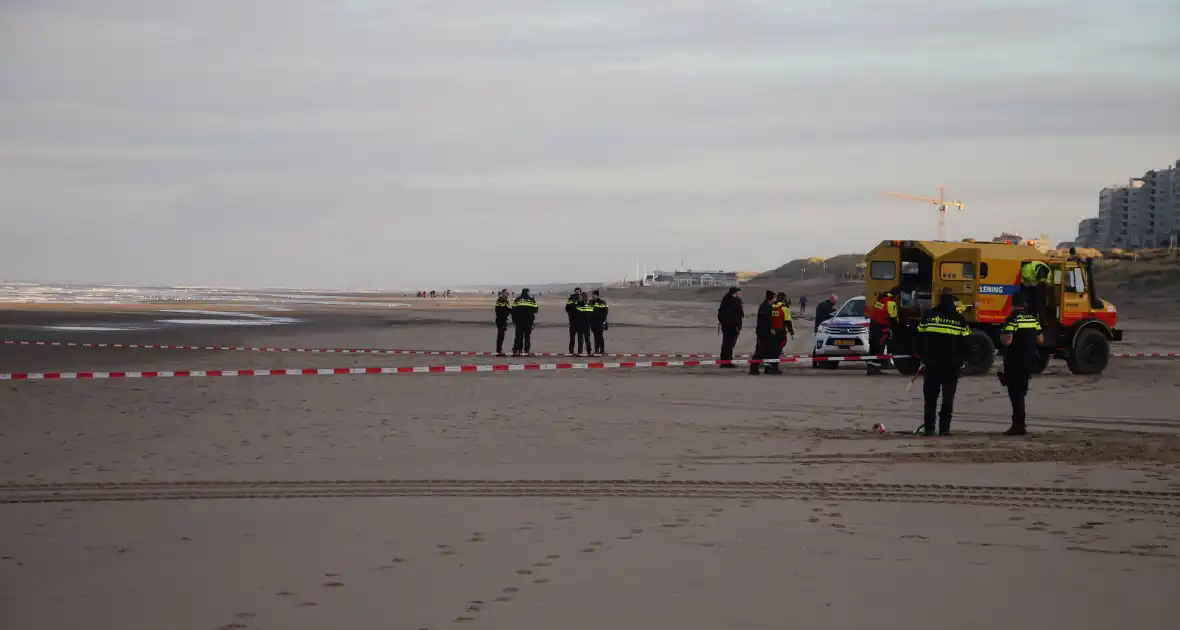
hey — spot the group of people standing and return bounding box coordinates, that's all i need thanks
[492,287,609,357]
[715,288,796,375]
[916,288,1043,438]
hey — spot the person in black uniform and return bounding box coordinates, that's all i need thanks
[511,289,539,357]
[717,287,744,368]
[565,287,584,354]
[494,289,512,357]
[589,290,609,355]
[749,290,781,375]
[573,292,594,355]
[915,292,971,436]
[999,293,1043,436]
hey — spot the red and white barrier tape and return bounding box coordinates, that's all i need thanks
[0,354,895,381]
[1,339,773,360]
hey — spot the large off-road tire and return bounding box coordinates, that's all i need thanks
[962,330,996,376]
[1066,327,1110,375]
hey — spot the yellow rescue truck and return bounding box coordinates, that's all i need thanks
[864,240,1122,376]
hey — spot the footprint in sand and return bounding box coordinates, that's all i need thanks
[322,581,344,588]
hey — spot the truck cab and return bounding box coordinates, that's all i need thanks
[864,240,1121,376]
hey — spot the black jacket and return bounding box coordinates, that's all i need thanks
[512,296,538,325]
[1001,311,1042,371]
[572,300,594,325]
[495,296,512,323]
[915,303,971,369]
[589,297,609,326]
[755,300,774,336]
[717,293,745,329]
[814,299,836,331]
[565,293,580,321]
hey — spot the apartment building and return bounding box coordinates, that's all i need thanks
[1077,159,1179,249]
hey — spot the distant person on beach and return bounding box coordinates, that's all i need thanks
[574,292,594,356]
[750,290,781,375]
[799,295,807,315]
[589,290,609,354]
[494,289,512,357]
[566,287,584,354]
[511,289,539,357]
[716,287,744,368]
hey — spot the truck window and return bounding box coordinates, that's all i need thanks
[939,262,976,280]
[900,261,919,276]
[1066,267,1087,294]
[870,261,895,280]
[979,262,989,278]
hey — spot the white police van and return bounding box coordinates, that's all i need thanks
[812,296,870,369]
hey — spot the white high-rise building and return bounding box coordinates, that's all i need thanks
[1078,159,1179,249]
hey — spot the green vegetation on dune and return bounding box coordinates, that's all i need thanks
[753,254,865,283]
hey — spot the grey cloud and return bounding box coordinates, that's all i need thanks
[1,0,1178,287]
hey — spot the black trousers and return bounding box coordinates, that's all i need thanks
[868,323,889,370]
[720,325,741,363]
[495,319,509,353]
[568,322,579,353]
[513,323,533,354]
[576,324,592,354]
[1005,370,1031,428]
[750,333,781,373]
[591,324,605,354]
[922,367,960,433]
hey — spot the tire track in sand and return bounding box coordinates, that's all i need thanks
[2,479,1178,516]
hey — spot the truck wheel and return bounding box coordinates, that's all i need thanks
[962,331,996,376]
[1066,328,1110,375]
[1032,351,1051,374]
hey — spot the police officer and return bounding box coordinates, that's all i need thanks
[750,290,780,375]
[1020,259,1051,322]
[565,287,584,354]
[494,289,512,357]
[999,293,1043,436]
[511,289,539,357]
[589,290,609,355]
[867,286,900,375]
[574,292,595,355]
[915,292,971,436]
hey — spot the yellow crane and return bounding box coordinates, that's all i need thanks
[877,186,965,241]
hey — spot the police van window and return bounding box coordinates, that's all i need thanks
[837,298,865,318]
[869,261,895,280]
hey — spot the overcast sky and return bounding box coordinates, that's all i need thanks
[2,0,1178,288]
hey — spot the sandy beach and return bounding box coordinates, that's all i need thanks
[2,295,1179,629]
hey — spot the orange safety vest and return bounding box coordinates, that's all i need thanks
[869,295,897,325]
[770,301,786,330]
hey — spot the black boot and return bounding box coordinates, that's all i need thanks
[1003,426,1027,436]
[922,424,936,437]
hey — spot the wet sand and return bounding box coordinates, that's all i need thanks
[2,297,1180,629]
